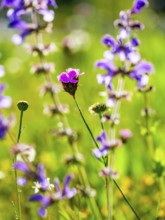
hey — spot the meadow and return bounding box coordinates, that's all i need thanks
[0,0,165,219]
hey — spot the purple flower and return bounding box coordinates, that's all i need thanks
[58,68,82,96]
[3,0,58,44]
[54,174,77,199]
[0,65,5,77]
[1,0,22,8]
[101,34,141,63]
[131,0,149,14]
[129,61,154,87]
[36,164,51,191]
[29,194,52,217]
[13,161,29,185]
[102,34,117,48]
[97,73,113,90]
[0,114,9,139]
[13,161,51,190]
[95,60,118,89]
[58,68,80,84]
[29,174,76,217]
[93,131,122,158]
[0,84,12,109]
[47,0,58,8]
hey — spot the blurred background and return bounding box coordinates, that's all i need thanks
[0,0,165,219]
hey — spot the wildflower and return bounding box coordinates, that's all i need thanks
[13,161,51,190]
[63,153,84,165]
[40,82,61,96]
[43,104,69,116]
[11,143,36,162]
[29,174,77,217]
[129,61,154,87]
[93,131,122,158]
[57,68,82,96]
[99,167,119,179]
[31,63,54,75]
[0,65,5,77]
[0,84,12,109]
[119,129,132,143]
[2,0,58,44]
[52,127,78,145]
[131,0,149,14]
[101,34,140,63]
[0,114,9,139]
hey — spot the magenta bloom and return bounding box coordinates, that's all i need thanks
[58,68,80,84]
[57,68,81,96]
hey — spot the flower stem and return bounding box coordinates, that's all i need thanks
[17,110,23,143]
[14,109,25,220]
[113,179,141,220]
[73,96,99,149]
[106,176,113,220]
[14,101,28,220]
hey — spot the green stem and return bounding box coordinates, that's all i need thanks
[113,180,141,220]
[14,109,25,220]
[13,159,21,220]
[17,110,23,143]
[99,113,104,130]
[106,177,113,220]
[73,96,99,149]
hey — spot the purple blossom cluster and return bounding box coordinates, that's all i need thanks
[0,66,12,139]
[96,0,154,107]
[13,159,76,217]
[2,0,58,44]
[89,0,155,179]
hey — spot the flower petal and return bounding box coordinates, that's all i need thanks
[58,73,70,83]
[13,161,29,173]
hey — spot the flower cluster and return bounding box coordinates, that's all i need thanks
[2,0,58,44]
[0,66,12,139]
[13,159,76,217]
[29,174,76,217]
[93,131,122,159]
[95,0,154,107]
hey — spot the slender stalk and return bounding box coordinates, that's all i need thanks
[17,110,23,143]
[113,179,141,220]
[73,96,99,149]
[106,176,113,220]
[105,76,125,219]
[99,113,104,130]
[14,109,25,220]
